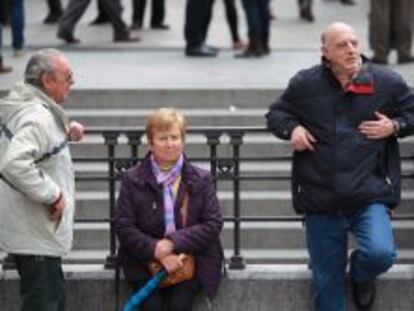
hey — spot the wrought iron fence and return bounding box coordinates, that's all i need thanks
[78,126,414,270]
[2,126,414,270]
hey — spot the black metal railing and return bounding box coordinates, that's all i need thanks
[3,126,414,270]
[79,126,414,270]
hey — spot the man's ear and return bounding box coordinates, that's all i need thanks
[321,46,327,58]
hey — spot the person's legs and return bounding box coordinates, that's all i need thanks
[393,0,413,62]
[10,0,24,51]
[132,0,145,28]
[349,203,396,283]
[150,0,166,28]
[90,0,110,25]
[184,0,211,49]
[305,213,348,311]
[167,278,200,311]
[44,0,64,24]
[58,0,91,40]
[369,0,391,63]
[223,0,240,44]
[0,23,12,73]
[14,255,66,311]
[100,0,136,40]
[237,0,265,57]
[258,0,270,53]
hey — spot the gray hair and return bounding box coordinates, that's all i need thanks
[24,49,64,88]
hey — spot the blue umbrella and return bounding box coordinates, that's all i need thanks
[123,268,168,311]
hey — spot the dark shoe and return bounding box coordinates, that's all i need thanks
[185,45,217,57]
[351,279,376,310]
[43,13,62,24]
[398,56,414,64]
[57,32,81,44]
[90,15,109,25]
[0,64,12,74]
[299,7,315,22]
[235,47,264,58]
[113,33,141,43]
[205,45,220,53]
[130,22,142,31]
[341,0,355,5]
[151,24,170,30]
[370,57,387,65]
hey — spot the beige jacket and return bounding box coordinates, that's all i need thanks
[0,82,75,257]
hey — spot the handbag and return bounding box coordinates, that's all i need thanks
[147,192,195,287]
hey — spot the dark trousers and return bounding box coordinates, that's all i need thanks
[369,0,413,60]
[132,0,165,27]
[14,255,65,311]
[130,278,200,311]
[184,0,215,49]
[223,0,240,43]
[58,0,128,38]
[0,0,25,50]
[241,0,269,36]
[46,0,63,15]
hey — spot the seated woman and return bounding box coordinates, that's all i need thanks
[115,108,223,311]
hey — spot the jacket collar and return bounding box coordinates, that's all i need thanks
[130,152,205,194]
[4,82,70,134]
[322,55,375,95]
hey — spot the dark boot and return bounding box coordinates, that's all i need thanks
[43,0,63,24]
[0,56,12,74]
[90,0,110,25]
[236,34,264,58]
[298,0,314,22]
[262,32,270,55]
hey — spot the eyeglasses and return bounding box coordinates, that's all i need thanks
[51,71,74,84]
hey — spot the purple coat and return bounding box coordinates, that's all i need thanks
[115,153,223,299]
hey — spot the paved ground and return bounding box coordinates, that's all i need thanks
[0,0,413,90]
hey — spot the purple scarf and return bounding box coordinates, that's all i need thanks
[151,154,184,235]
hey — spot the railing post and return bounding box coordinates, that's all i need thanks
[103,131,119,269]
[126,131,143,161]
[228,130,245,269]
[1,254,15,270]
[206,131,221,188]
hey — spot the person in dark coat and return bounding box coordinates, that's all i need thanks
[116,108,223,310]
[266,22,414,311]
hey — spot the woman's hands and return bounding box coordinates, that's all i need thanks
[154,239,186,273]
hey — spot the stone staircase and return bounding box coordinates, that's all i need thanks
[6,87,409,267]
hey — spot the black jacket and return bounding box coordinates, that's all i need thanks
[266,60,414,215]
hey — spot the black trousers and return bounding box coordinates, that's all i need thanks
[184,0,215,48]
[14,255,65,311]
[132,0,165,27]
[58,0,128,38]
[129,277,200,311]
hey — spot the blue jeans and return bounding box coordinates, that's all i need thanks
[241,0,269,36]
[0,0,25,51]
[305,203,396,311]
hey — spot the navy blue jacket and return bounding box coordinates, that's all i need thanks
[266,60,414,215]
[115,153,223,299]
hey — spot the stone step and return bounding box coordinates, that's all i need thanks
[70,220,414,251]
[69,107,268,127]
[2,264,414,311]
[69,132,414,160]
[69,132,293,158]
[65,89,280,110]
[73,189,414,221]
